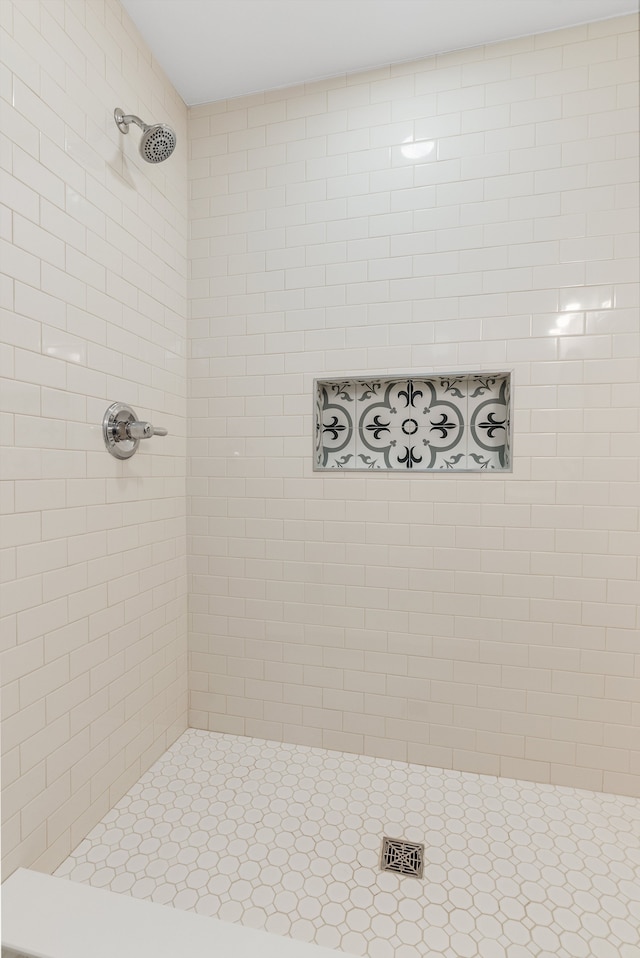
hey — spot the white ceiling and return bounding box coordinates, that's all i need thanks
[120,0,638,106]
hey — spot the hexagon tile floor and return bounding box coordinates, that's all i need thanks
[55,729,640,958]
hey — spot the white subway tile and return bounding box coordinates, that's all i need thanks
[3,0,188,874]
[7,11,640,882]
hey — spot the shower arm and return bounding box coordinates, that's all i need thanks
[114,109,149,134]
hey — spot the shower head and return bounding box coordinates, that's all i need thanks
[114,108,177,163]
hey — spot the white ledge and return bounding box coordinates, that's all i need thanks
[2,868,348,958]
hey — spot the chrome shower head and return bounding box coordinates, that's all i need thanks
[114,108,177,163]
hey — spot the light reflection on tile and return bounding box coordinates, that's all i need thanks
[395,139,437,164]
[533,312,585,337]
[558,286,614,312]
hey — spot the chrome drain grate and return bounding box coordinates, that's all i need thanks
[380,836,424,878]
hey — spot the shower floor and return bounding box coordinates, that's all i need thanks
[55,729,640,958]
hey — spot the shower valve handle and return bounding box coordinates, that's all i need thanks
[103,402,168,459]
[126,421,168,440]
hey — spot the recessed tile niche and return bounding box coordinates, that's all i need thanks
[314,373,511,472]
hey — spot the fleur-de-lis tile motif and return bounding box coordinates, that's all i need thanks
[397,444,423,469]
[317,382,356,468]
[429,412,458,439]
[364,414,391,440]
[397,379,424,408]
[316,373,510,472]
[468,377,510,469]
[324,415,347,441]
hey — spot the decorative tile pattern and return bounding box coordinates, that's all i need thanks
[315,374,511,471]
[55,729,640,958]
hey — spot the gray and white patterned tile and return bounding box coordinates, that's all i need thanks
[356,378,397,469]
[317,381,357,468]
[419,377,467,470]
[355,378,468,471]
[467,374,510,470]
[55,729,640,958]
[316,374,510,472]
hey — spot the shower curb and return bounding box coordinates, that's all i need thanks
[1,868,350,958]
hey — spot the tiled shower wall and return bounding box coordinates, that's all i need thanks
[188,15,640,797]
[1,0,188,875]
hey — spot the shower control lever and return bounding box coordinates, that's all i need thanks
[126,421,168,440]
[103,402,168,459]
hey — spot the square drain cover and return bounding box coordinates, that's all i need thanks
[380,836,424,878]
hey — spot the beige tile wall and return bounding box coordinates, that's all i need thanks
[1,0,188,875]
[188,15,640,797]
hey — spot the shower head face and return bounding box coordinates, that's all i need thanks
[139,124,177,163]
[114,109,177,163]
